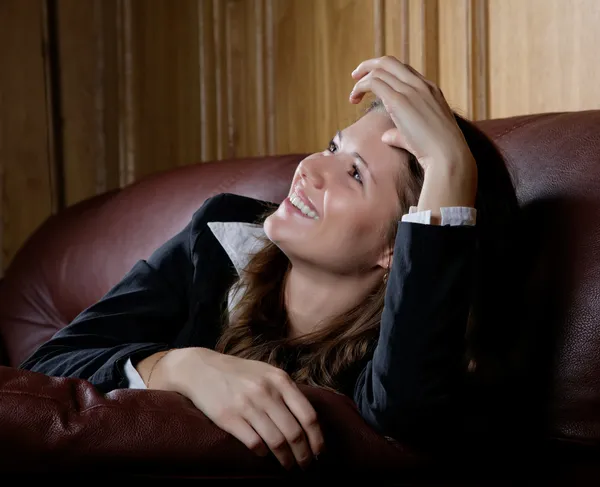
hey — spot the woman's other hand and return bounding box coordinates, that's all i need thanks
[349,55,478,218]
[143,347,324,471]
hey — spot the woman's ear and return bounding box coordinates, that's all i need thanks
[376,245,393,272]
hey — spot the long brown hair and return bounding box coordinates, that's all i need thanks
[215,99,519,394]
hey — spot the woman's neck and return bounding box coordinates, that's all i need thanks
[283,264,381,339]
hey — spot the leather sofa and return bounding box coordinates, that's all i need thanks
[1,111,599,484]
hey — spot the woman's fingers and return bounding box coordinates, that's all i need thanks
[351,56,448,112]
[244,406,297,470]
[219,417,270,458]
[276,376,325,458]
[262,395,314,470]
[349,67,415,104]
[349,75,407,114]
[352,56,426,91]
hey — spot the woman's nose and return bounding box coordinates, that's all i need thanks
[300,156,326,190]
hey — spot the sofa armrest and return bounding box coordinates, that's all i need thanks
[0,366,417,476]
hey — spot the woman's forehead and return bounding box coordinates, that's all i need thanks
[340,111,408,177]
[342,110,395,142]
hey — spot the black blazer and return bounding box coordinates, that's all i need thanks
[20,193,478,445]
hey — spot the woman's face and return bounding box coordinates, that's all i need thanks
[264,110,411,275]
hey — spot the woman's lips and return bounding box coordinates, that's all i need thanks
[288,186,319,219]
[292,186,319,215]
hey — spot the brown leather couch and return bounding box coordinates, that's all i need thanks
[1,111,599,484]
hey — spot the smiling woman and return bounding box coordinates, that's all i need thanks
[19,56,519,472]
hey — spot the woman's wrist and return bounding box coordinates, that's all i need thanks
[144,347,220,395]
[136,348,185,391]
[417,157,478,223]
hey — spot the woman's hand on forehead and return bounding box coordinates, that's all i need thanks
[348,55,475,173]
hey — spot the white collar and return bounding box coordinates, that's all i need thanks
[206,221,267,275]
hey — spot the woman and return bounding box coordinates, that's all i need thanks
[19,57,518,471]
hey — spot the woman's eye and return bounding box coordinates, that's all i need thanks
[350,164,363,184]
[328,140,338,153]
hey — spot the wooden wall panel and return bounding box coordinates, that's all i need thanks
[437,0,489,121]
[4,0,600,273]
[438,0,469,117]
[0,0,55,275]
[467,0,489,121]
[56,0,121,207]
[198,0,219,162]
[406,0,439,82]
[199,0,268,161]
[224,0,267,159]
[384,0,410,63]
[488,0,600,118]
[127,0,203,180]
[270,0,377,155]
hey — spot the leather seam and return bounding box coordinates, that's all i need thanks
[492,113,563,142]
[78,402,205,417]
[493,118,539,141]
[0,389,68,404]
[1,389,206,419]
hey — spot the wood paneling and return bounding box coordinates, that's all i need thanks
[127,0,203,180]
[3,0,600,273]
[56,0,120,206]
[0,0,55,275]
[488,0,600,118]
[468,0,489,120]
[270,0,377,155]
[406,0,439,82]
[438,0,469,116]
[384,0,410,63]
[200,0,269,161]
[224,0,268,159]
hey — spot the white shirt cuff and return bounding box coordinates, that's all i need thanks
[401,206,477,226]
[124,357,147,389]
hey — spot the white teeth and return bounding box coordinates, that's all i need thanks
[290,192,319,220]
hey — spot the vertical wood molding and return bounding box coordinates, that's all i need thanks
[42,0,62,215]
[212,0,225,160]
[0,142,3,276]
[0,101,3,275]
[198,0,208,162]
[254,0,266,156]
[0,160,2,276]
[421,0,439,83]
[384,0,410,63]
[93,0,107,194]
[199,0,218,162]
[265,0,275,155]
[116,0,135,187]
[468,0,489,120]
[401,0,410,63]
[1,0,54,272]
[225,1,235,159]
[374,0,384,57]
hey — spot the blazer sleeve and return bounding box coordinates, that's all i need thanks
[18,195,224,394]
[352,221,477,445]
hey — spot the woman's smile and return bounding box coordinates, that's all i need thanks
[288,186,319,219]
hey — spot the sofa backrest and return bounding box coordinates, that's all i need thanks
[1,111,600,447]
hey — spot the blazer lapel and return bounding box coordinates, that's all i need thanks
[173,194,278,349]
